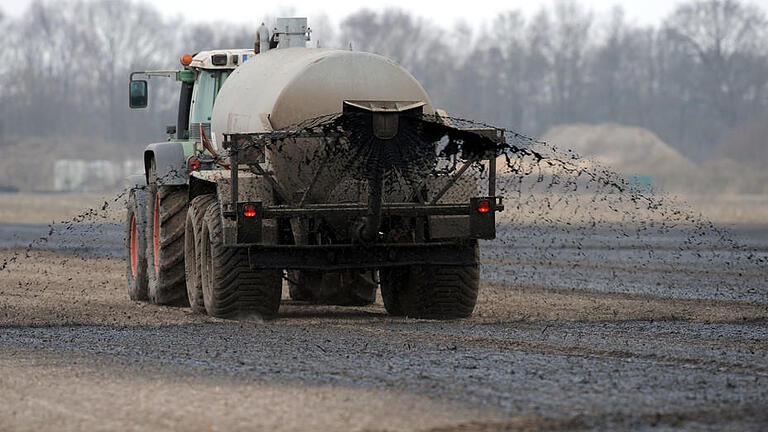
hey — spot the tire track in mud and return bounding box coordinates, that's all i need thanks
[321,322,768,377]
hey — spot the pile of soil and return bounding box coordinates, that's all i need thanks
[540,123,697,184]
[538,123,768,194]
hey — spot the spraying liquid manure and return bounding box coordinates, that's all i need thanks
[1,17,764,321]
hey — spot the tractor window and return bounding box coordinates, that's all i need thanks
[190,70,216,124]
[190,70,231,125]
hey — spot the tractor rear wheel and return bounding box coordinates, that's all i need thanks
[125,188,148,301]
[146,161,189,306]
[380,243,479,319]
[184,194,216,313]
[200,200,282,319]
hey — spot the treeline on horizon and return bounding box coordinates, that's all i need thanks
[0,0,766,164]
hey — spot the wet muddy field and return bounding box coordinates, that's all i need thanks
[1,221,766,431]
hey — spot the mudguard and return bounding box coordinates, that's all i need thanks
[126,174,147,190]
[143,142,188,186]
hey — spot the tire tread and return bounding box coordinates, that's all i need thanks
[201,201,281,319]
[380,243,479,319]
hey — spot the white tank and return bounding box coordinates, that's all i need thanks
[211,47,434,144]
[211,47,436,205]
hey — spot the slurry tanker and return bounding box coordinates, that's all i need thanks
[126,18,504,319]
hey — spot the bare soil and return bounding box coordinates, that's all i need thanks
[1,249,766,431]
[1,251,765,327]
[0,192,123,225]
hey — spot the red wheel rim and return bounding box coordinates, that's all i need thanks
[153,194,160,274]
[129,215,138,277]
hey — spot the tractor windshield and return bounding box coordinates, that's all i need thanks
[189,70,231,125]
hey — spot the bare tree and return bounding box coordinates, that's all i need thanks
[1,0,768,165]
[522,2,594,129]
[74,0,173,140]
[456,12,528,128]
[338,9,456,112]
[586,7,659,128]
[1,0,175,143]
[662,0,768,157]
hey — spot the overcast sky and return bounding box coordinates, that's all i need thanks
[2,0,768,28]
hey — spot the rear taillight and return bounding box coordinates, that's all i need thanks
[243,204,257,217]
[477,199,491,213]
[236,202,262,243]
[470,197,499,240]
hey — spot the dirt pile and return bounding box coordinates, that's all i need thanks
[716,115,768,167]
[539,123,697,189]
[539,123,768,194]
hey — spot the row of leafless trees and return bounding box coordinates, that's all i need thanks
[0,0,766,162]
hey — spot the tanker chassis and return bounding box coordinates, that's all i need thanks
[125,18,504,319]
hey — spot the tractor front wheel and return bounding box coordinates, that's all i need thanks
[125,187,148,301]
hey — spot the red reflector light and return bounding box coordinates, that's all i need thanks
[188,157,199,171]
[477,200,491,213]
[243,204,257,218]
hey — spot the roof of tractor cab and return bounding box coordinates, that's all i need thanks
[190,49,255,70]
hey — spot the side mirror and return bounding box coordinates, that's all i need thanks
[129,80,148,109]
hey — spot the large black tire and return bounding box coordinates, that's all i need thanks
[146,160,189,306]
[125,188,148,301]
[289,270,376,306]
[380,243,479,319]
[184,194,216,313]
[200,201,282,319]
